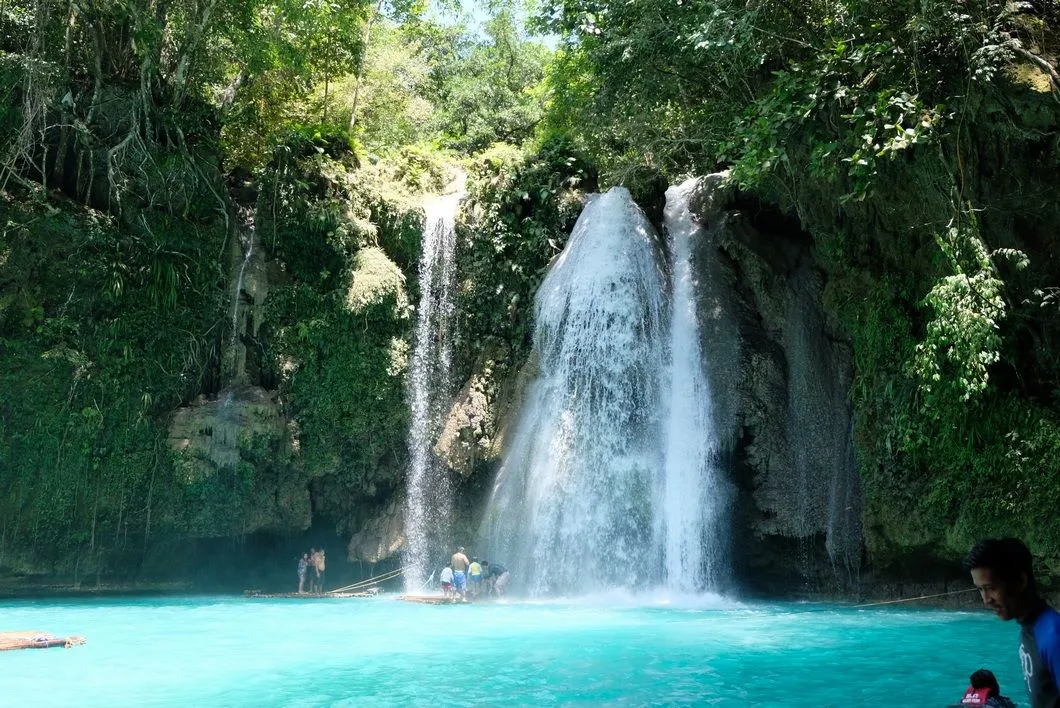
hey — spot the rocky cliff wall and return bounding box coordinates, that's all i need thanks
[685,176,862,594]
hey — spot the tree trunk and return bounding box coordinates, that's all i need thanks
[171,0,220,107]
[348,0,385,133]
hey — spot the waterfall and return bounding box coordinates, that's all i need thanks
[785,267,863,584]
[230,205,256,354]
[222,204,259,389]
[481,188,669,594]
[660,178,729,593]
[403,191,460,590]
[480,184,733,597]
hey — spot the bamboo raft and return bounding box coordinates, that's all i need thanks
[0,631,86,652]
[398,594,466,605]
[244,590,378,599]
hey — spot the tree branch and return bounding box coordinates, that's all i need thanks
[1014,47,1060,98]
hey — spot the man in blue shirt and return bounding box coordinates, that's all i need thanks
[967,538,1060,708]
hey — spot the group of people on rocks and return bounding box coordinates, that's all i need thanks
[945,537,1060,708]
[296,547,326,593]
[439,546,508,601]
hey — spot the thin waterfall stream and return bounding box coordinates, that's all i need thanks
[229,206,256,360]
[660,177,730,593]
[403,190,461,590]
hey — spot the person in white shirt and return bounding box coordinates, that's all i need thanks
[439,566,454,597]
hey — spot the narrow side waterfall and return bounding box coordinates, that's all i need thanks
[660,178,729,593]
[230,205,256,352]
[224,204,257,386]
[403,192,460,590]
[481,188,669,595]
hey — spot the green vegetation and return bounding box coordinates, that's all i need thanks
[0,0,558,582]
[1,0,1058,587]
[455,138,594,367]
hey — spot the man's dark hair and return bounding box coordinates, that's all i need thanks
[965,538,1036,592]
[970,668,1001,694]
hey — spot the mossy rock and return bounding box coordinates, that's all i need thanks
[346,246,409,317]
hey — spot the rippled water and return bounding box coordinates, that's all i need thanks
[0,596,1025,707]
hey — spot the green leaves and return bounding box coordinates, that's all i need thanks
[456,137,591,369]
[912,213,1027,413]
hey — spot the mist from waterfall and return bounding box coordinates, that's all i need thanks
[403,192,460,591]
[660,178,730,593]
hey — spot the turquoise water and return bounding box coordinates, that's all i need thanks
[1,595,1026,707]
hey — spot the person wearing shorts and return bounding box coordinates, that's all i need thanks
[451,546,470,600]
[439,566,454,597]
[469,558,483,598]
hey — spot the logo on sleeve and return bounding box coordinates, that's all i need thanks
[1020,640,1035,692]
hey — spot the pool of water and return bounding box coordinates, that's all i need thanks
[1,595,1025,706]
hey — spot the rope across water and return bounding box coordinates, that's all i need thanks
[852,587,979,608]
[327,567,405,595]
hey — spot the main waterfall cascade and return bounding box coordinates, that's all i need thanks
[403,191,461,590]
[480,188,668,594]
[480,185,731,595]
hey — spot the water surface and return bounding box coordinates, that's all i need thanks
[0,596,1025,706]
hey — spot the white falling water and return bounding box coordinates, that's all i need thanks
[660,177,729,593]
[480,183,731,596]
[480,188,669,594]
[223,205,257,388]
[230,205,256,353]
[403,191,460,590]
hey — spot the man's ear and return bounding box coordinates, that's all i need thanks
[1018,571,1029,592]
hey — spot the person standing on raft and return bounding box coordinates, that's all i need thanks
[297,553,309,593]
[310,548,326,593]
[451,547,470,600]
[469,558,483,598]
[967,538,1060,708]
[439,565,454,597]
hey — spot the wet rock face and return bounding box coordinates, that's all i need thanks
[687,177,862,595]
[167,386,310,537]
[433,345,537,480]
[168,387,282,476]
[347,497,406,563]
[434,371,494,477]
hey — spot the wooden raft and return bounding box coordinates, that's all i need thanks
[398,594,466,605]
[243,590,377,599]
[0,631,86,652]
